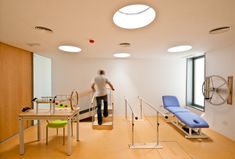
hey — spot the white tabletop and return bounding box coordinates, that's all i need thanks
[19,107,79,118]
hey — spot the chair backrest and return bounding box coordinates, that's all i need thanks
[162,96,180,107]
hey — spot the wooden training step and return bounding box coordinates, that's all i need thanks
[92,121,113,130]
[92,105,113,130]
[94,114,113,122]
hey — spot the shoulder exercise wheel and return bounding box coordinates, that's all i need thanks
[70,90,79,110]
[202,75,229,105]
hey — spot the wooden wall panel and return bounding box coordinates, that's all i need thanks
[0,42,33,142]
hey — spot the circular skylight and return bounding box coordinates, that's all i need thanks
[168,45,192,53]
[113,52,131,58]
[58,45,82,53]
[113,4,156,29]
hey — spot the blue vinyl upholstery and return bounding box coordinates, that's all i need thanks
[162,96,189,113]
[165,106,189,114]
[162,95,209,128]
[162,96,180,107]
[175,112,209,128]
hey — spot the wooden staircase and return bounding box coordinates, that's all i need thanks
[92,105,113,130]
[91,89,114,130]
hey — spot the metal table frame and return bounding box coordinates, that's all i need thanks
[18,108,79,156]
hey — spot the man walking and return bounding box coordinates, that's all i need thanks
[91,70,115,125]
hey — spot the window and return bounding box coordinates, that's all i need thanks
[186,55,205,110]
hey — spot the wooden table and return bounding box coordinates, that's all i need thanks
[18,108,79,155]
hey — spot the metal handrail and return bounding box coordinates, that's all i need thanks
[138,96,168,147]
[138,96,168,119]
[124,98,138,120]
[124,97,138,146]
[90,93,96,122]
[91,93,96,105]
[108,89,114,124]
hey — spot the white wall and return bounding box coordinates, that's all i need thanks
[51,53,186,115]
[40,46,235,141]
[205,44,235,141]
[33,54,52,108]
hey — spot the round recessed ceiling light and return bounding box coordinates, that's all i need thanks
[113,4,156,29]
[58,45,82,53]
[209,26,231,34]
[168,45,192,53]
[113,52,131,58]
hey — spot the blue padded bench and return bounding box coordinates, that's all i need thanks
[162,95,209,139]
[174,112,209,128]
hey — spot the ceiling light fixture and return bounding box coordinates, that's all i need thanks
[35,26,53,33]
[209,26,231,34]
[113,52,131,58]
[58,45,82,53]
[119,42,131,47]
[168,45,192,53]
[113,4,156,29]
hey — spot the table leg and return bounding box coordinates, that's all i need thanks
[36,102,38,114]
[18,117,24,155]
[50,102,52,113]
[37,120,41,141]
[77,114,79,141]
[67,117,72,155]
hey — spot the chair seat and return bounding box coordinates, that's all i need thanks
[47,120,68,128]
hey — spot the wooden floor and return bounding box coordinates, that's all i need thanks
[0,116,235,159]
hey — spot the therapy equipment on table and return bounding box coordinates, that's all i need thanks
[33,90,79,114]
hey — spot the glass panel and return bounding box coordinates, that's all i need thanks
[194,57,205,106]
[186,58,193,105]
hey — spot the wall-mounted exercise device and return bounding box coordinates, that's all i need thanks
[202,75,233,105]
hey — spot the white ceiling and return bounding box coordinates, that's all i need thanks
[0,0,235,59]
